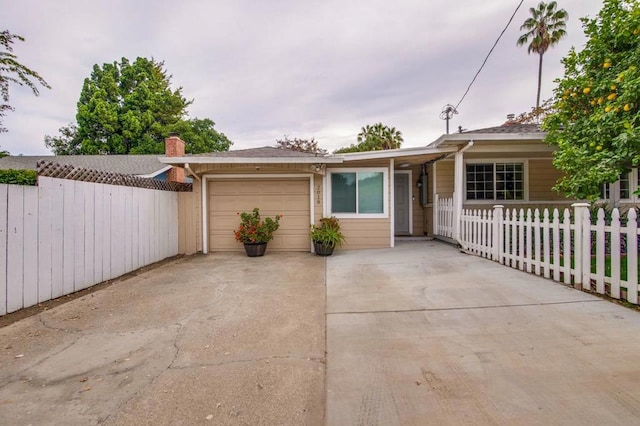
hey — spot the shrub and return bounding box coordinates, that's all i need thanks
[0,169,37,185]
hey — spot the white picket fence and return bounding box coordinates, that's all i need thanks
[434,195,454,239]
[0,177,179,316]
[459,204,640,305]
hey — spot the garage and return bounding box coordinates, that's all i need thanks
[208,177,311,252]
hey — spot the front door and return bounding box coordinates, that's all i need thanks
[394,172,411,235]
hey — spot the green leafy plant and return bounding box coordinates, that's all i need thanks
[310,216,346,247]
[233,208,282,244]
[0,169,37,185]
[544,0,640,199]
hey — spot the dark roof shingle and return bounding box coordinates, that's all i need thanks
[0,155,166,175]
[190,146,325,158]
[462,123,543,134]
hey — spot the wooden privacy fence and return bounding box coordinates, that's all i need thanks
[459,204,640,305]
[0,177,179,316]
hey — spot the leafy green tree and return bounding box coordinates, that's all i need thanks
[517,1,569,108]
[44,123,82,155]
[544,0,640,199]
[46,57,233,155]
[167,118,232,154]
[0,30,50,133]
[76,57,190,154]
[275,136,327,154]
[334,123,403,153]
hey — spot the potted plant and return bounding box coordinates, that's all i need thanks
[310,216,346,256]
[234,208,282,257]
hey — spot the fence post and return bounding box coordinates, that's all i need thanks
[493,205,504,263]
[626,208,638,304]
[572,203,590,289]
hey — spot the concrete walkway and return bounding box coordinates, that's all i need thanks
[0,253,326,425]
[326,241,640,425]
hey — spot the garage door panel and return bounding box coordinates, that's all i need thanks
[208,178,310,252]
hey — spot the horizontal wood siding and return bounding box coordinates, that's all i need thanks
[435,160,454,197]
[178,191,198,255]
[528,159,570,201]
[340,219,390,250]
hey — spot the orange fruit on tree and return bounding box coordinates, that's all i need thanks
[608,93,617,100]
[583,87,591,94]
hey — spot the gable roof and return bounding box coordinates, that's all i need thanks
[429,122,547,148]
[190,146,327,158]
[461,123,543,134]
[160,146,344,165]
[0,155,170,177]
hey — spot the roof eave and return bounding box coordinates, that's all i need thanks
[158,156,345,165]
[429,131,547,148]
[339,146,457,161]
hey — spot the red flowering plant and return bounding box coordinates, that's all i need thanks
[233,208,282,244]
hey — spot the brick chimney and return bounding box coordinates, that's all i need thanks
[165,132,185,183]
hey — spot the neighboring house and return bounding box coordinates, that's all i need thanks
[0,155,174,180]
[161,123,583,254]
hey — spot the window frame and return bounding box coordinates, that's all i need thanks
[326,167,389,218]
[600,168,638,203]
[464,159,529,203]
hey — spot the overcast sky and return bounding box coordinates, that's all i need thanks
[2,0,602,155]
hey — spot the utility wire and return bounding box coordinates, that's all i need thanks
[454,0,525,110]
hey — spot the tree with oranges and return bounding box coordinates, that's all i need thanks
[544,0,640,200]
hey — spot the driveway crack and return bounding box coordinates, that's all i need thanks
[327,299,604,315]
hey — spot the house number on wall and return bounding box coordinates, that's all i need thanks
[316,185,321,205]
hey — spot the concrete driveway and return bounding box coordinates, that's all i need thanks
[326,241,640,425]
[0,253,326,425]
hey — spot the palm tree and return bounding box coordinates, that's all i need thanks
[357,123,403,151]
[517,1,568,109]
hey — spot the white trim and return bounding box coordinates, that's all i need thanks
[394,169,413,236]
[201,173,315,254]
[339,146,456,161]
[160,156,343,165]
[137,165,173,179]
[201,177,208,254]
[326,167,389,219]
[390,160,395,247]
[309,175,315,253]
[430,132,546,148]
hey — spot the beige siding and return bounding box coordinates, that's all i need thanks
[529,159,571,201]
[339,219,390,250]
[178,191,198,255]
[208,178,310,252]
[435,160,454,197]
[424,206,433,235]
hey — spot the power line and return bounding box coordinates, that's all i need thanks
[454,0,525,110]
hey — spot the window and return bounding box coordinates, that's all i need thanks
[601,170,636,201]
[329,169,387,217]
[466,162,524,201]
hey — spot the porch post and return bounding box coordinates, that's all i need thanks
[390,159,395,248]
[453,151,464,241]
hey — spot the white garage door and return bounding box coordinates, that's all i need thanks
[208,178,311,252]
